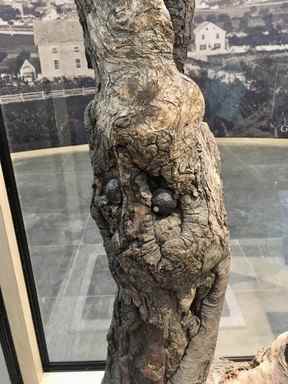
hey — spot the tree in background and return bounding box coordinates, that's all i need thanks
[8,50,31,77]
[0,5,20,22]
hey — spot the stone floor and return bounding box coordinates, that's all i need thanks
[11,141,288,362]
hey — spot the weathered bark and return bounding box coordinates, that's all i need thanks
[207,332,288,384]
[75,1,230,383]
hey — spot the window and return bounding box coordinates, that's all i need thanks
[216,33,220,39]
[52,47,58,54]
[75,58,81,68]
[1,1,288,376]
[74,46,80,53]
[0,344,11,384]
[54,59,60,70]
[0,291,22,384]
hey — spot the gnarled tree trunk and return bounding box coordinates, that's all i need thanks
[75,1,231,383]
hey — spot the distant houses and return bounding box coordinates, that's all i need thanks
[0,51,40,79]
[33,17,94,80]
[19,59,36,82]
[194,22,229,55]
[0,16,95,82]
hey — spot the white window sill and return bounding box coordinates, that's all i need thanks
[42,371,104,384]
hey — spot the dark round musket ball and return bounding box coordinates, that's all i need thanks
[285,343,288,364]
[104,178,122,205]
[152,188,177,217]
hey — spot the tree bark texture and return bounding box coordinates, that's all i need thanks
[207,332,288,384]
[75,1,231,383]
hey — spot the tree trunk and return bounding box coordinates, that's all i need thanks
[75,1,231,383]
[207,332,288,383]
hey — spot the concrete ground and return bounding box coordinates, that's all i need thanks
[12,141,288,362]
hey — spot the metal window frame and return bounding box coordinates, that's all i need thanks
[0,289,23,384]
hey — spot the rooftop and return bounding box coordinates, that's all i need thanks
[33,17,83,45]
[194,21,225,34]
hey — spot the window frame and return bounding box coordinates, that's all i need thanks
[75,58,81,68]
[0,289,23,384]
[0,106,106,373]
[53,60,60,70]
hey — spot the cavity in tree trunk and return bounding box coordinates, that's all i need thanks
[75,1,231,383]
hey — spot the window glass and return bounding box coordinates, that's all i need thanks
[75,58,81,68]
[54,59,60,70]
[0,344,11,384]
[0,291,22,384]
[52,47,58,54]
[0,0,287,366]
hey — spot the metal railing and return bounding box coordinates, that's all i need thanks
[0,87,96,104]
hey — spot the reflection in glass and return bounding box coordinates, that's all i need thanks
[0,342,11,384]
[0,0,288,364]
[2,139,286,360]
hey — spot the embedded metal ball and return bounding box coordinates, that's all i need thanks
[152,189,177,217]
[285,343,288,363]
[104,178,122,205]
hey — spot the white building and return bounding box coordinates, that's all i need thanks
[19,59,36,82]
[41,7,58,21]
[33,17,94,80]
[194,22,228,55]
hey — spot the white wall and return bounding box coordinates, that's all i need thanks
[38,42,94,80]
[195,24,226,53]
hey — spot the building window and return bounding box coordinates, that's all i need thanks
[216,33,220,39]
[52,47,58,54]
[202,34,205,40]
[200,44,207,51]
[214,43,221,49]
[75,58,81,68]
[54,59,60,70]
[74,46,80,52]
